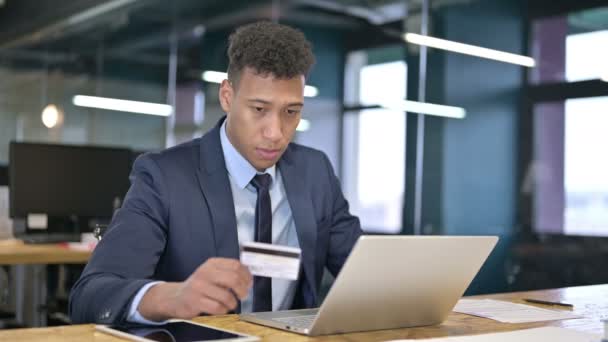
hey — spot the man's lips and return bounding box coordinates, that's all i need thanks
[255,148,281,160]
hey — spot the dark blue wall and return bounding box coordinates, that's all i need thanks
[441,0,523,294]
[298,25,344,101]
[405,0,525,294]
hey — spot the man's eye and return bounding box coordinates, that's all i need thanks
[287,109,300,115]
[254,107,264,112]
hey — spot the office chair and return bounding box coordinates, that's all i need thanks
[93,224,108,241]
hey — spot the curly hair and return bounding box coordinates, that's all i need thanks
[227,21,315,86]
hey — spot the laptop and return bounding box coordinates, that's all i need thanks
[240,235,498,336]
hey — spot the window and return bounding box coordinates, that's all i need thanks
[530,6,608,84]
[343,57,406,233]
[565,30,608,82]
[529,5,608,236]
[563,97,608,235]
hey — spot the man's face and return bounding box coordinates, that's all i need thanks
[219,67,304,171]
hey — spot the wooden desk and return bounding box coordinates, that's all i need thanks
[1,284,606,341]
[0,239,92,327]
[0,239,91,265]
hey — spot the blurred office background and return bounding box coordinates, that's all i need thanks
[1,0,608,329]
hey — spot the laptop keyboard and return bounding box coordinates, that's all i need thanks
[20,234,80,244]
[274,315,316,329]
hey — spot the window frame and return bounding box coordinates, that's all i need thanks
[520,3,608,236]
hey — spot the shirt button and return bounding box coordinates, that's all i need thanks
[100,309,111,320]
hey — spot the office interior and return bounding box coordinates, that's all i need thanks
[0,0,607,333]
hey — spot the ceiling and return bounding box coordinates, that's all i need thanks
[0,0,485,75]
[569,6,608,31]
[0,0,410,72]
[1,0,604,82]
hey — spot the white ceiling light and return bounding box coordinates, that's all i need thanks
[72,95,173,116]
[382,100,466,119]
[201,70,319,97]
[192,25,205,37]
[41,104,64,128]
[601,73,608,82]
[201,70,226,84]
[403,32,536,67]
[303,85,319,97]
[296,118,311,132]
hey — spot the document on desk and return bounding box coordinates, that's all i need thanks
[384,327,599,342]
[453,299,581,323]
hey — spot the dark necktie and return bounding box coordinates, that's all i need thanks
[250,173,272,312]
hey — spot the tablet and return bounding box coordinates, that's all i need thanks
[96,320,259,342]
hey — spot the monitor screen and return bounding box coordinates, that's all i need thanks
[0,164,7,186]
[9,142,132,219]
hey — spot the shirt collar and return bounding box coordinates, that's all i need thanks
[220,119,276,190]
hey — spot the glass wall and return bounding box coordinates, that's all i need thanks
[530,6,608,237]
[530,6,608,84]
[343,51,406,234]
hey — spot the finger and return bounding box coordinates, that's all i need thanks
[202,258,252,286]
[210,271,250,299]
[198,296,230,315]
[227,263,253,288]
[210,258,242,272]
[193,258,236,276]
[224,265,253,291]
[190,267,249,300]
[194,259,252,298]
[239,264,253,286]
[197,283,238,311]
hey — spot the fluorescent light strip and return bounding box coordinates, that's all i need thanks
[201,71,226,84]
[382,100,466,119]
[296,119,311,132]
[404,32,536,67]
[304,85,319,97]
[73,95,173,116]
[201,71,319,97]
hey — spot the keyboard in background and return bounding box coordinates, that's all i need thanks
[20,234,81,244]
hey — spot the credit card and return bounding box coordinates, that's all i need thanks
[240,242,301,280]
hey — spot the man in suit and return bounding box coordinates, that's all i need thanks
[69,21,362,325]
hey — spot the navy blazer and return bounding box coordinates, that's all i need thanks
[69,117,362,324]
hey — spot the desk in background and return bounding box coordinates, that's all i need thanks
[0,239,92,327]
[0,284,606,341]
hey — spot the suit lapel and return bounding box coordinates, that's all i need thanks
[278,147,318,302]
[196,118,240,260]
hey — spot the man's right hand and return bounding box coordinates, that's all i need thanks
[138,258,253,321]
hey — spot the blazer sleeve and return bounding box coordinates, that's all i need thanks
[69,154,170,324]
[321,153,363,276]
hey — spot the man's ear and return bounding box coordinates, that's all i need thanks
[219,79,233,113]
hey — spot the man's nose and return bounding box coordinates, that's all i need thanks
[262,113,283,142]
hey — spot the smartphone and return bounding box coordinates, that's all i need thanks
[96,320,259,342]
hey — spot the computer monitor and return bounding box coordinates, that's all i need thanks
[9,142,132,225]
[0,164,7,186]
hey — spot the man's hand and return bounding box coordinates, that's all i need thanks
[138,258,252,321]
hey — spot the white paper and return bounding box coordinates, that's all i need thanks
[453,299,581,323]
[384,327,599,342]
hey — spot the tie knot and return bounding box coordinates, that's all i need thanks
[251,173,272,191]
